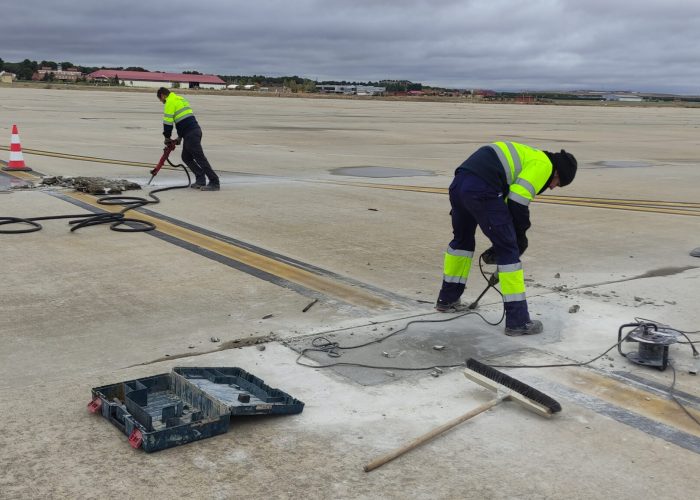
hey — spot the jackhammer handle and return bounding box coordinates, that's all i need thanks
[149,143,177,177]
[468,273,499,309]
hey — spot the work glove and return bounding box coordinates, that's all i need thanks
[481,247,497,265]
[164,137,174,146]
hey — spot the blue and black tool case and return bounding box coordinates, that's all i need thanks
[88,367,304,452]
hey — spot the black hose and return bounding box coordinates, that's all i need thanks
[0,156,191,234]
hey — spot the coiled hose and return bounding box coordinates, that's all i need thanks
[0,154,191,234]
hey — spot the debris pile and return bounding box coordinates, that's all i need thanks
[40,176,141,195]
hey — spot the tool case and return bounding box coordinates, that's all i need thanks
[88,367,304,452]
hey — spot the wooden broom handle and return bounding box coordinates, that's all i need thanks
[364,394,508,472]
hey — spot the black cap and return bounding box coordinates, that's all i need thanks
[551,149,577,187]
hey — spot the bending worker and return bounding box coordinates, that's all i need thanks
[157,87,220,191]
[435,141,577,336]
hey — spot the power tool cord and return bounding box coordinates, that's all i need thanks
[295,256,700,428]
[0,154,191,234]
[295,254,504,370]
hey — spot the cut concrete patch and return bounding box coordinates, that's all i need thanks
[286,309,563,386]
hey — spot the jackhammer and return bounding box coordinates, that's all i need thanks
[148,139,180,185]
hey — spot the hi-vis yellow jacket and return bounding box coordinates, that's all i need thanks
[488,141,553,207]
[162,92,197,138]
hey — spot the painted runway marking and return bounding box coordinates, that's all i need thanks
[48,190,408,311]
[321,180,700,217]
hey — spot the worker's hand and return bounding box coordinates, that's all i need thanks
[164,138,174,146]
[481,247,497,265]
[174,137,182,145]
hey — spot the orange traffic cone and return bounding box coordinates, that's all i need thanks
[3,124,32,171]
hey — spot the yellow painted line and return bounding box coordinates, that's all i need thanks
[65,191,393,310]
[0,145,155,169]
[0,170,37,181]
[556,368,700,437]
[540,194,700,209]
[321,181,700,216]
[534,197,700,216]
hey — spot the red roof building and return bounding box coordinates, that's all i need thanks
[87,70,226,89]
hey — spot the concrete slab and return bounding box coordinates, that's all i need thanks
[1,87,699,499]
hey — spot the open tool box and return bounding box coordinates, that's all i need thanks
[88,367,304,452]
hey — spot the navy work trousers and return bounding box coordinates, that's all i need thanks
[181,126,219,186]
[438,172,530,327]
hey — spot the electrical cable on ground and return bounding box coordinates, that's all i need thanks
[295,255,504,370]
[0,150,190,234]
[295,254,700,429]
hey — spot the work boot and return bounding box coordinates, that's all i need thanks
[190,178,206,189]
[200,184,220,191]
[435,299,469,313]
[504,320,543,337]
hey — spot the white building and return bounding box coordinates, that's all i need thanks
[604,93,644,102]
[0,71,17,83]
[316,85,386,96]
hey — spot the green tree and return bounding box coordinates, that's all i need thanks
[0,57,4,71]
[302,79,316,93]
[40,60,57,69]
[14,59,38,80]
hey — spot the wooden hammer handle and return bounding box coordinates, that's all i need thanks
[364,394,508,472]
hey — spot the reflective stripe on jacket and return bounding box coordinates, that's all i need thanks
[162,92,198,138]
[487,141,553,206]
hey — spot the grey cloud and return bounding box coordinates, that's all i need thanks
[3,0,700,93]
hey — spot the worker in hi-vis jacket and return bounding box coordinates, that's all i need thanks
[157,87,220,191]
[436,141,577,336]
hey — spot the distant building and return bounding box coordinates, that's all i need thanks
[32,65,83,82]
[316,84,385,96]
[86,70,226,90]
[0,71,16,83]
[604,93,643,102]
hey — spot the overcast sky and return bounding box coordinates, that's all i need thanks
[3,0,700,93]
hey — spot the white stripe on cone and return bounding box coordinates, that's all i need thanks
[4,125,31,170]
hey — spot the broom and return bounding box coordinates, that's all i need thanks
[363,358,561,472]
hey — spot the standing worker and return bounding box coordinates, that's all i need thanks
[157,87,220,191]
[435,141,577,336]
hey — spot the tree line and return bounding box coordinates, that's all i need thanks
[0,57,150,81]
[1,58,428,92]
